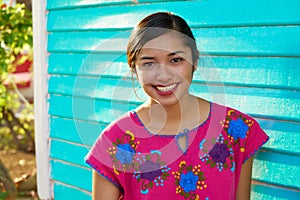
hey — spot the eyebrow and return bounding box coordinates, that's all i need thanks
[167,50,186,56]
[138,50,186,60]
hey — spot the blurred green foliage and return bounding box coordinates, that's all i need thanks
[0,1,34,153]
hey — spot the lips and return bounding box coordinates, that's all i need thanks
[154,83,179,95]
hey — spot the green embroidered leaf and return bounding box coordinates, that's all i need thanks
[161,172,170,180]
[211,162,216,168]
[206,159,212,165]
[224,163,228,169]
[149,181,153,188]
[175,180,179,186]
[229,156,233,160]
[112,142,117,146]
[184,192,189,198]
[146,155,151,160]
[187,165,193,171]
[199,173,206,181]
[116,138,121,143]
[164,172,170,177]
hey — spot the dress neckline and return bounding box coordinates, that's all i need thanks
[130,102,212,138]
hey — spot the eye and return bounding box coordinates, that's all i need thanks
[141,62,156,68]
[171,57,184,63]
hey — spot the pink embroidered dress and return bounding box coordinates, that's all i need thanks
[85,102,269,200]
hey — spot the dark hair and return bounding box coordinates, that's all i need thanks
[127,12,198,70]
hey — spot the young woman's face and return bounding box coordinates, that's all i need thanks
[135,32,196,107]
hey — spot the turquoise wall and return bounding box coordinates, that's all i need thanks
[46,0,300,199]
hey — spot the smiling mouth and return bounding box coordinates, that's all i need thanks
[154,83,178,95]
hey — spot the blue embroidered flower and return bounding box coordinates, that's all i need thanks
[209,143,230,163]
[116,144,135,164]
[140,160,162,181]
[179,171,199,192]
[228,118,248,140]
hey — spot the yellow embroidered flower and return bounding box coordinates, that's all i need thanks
[179,161,186,167]
[126,130,134,139]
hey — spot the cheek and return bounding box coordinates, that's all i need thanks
[136,70,154,85]
[176,67,194,81]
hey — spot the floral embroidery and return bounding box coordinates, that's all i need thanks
[133,150,171,194]
[199,134,234,172]
[116,144,135,164]
[208,143,230,163]
[107,130,139,173]
[140,160,162,181]
[173,161,206,199]
[222,110,254,152]
[228,118,248,140]
[180,171,198,192]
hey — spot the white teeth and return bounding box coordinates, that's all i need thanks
[156,83,177,92]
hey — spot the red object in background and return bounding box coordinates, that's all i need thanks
[12,53,32,88]
[4,53,34,102]
[1,3,7,9]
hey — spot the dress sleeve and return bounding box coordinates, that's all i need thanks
[242,118,270,163]
[84,128,123,192]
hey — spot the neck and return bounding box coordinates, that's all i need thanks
[142,94,200,134]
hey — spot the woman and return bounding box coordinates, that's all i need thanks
[85,12,269,200]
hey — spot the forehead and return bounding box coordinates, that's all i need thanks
[140,32,189,54]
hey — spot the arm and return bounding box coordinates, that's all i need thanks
[92,170,121,200]
[236,156,254,200]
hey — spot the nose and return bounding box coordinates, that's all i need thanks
[156,65,173,82]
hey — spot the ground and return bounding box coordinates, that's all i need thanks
[0,150,37,199]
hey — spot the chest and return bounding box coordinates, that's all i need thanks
[117,130,238,200]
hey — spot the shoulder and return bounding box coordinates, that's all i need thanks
[210,102,269,158]
[209,102,264,145]
[101,111,139,139]
[210,102,256,122]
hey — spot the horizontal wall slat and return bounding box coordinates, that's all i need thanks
[48,76,300,122]
[50,139,90,167]
[253,151,300,190]
[257,119,300,156]
[48,94,135,123]
[48,53,128,77]
[50,117,105,146]
[50,137,300,192]
[48,53,300,90]
[251,183,300,200]
[50,159,92,191]
[47,0,300,30]
[47,0,132,10]
[46,0,180,10]
[53,183,91,200]
[48,26,300,57]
